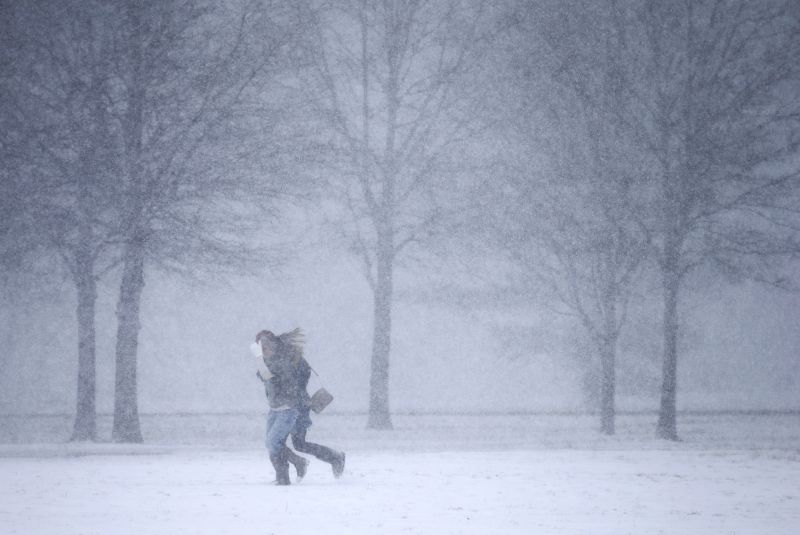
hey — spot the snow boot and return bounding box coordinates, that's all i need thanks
[269,449,291,486]
[288,452,309,482]
[332,451,345,479]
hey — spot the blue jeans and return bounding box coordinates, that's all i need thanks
[265,408,299,455]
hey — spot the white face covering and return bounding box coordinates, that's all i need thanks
[249,341,263,358]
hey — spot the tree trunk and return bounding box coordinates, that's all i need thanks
[367,226,394,429]
[70,246,97,442]
[367,34,399,430]
[112,235,146,443]
[596,258,619,435]
[599,336,616,435]
[656,255,681,441]
[115,2,146,442]
[0,275,20,382]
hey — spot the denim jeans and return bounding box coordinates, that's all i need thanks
[265,408,299,455]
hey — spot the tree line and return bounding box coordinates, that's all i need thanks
[1,0,799,442]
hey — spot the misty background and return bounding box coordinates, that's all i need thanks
[3,249,799,415]
[1,0,799,444]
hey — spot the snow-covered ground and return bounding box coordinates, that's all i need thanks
[2,448,799,534]
[1,413,799,534]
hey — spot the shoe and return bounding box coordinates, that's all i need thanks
[270,451,291,486]
[332,451,345,479]
[295,457,309,482]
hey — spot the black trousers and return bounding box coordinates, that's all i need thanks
[290,410,339,465]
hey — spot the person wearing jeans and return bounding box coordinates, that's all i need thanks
[264,407,303,485]
[253,329,310,485]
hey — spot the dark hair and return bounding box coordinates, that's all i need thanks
[255,330,277,344]
[255,328,304,360]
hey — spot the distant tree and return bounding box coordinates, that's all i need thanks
[0,1,43,340]
[1,1,123,441]
[534,0,800,439]
[107,0,305,442]
[484,2,652,434]
[295,0,499,429]
[633,0,800,440]
[0,83,31,272]
[0,91,34,381]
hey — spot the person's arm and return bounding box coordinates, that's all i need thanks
[298,358,311,391]
[256,364,273,382]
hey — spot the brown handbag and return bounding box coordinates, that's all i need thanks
[309,387,334,413]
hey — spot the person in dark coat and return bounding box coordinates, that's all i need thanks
[253,329,309,485]
[289,351,345,478]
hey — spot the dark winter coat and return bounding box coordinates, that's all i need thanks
[262,346,311,410]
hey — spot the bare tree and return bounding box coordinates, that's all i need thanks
[481,1,652,434]
[533,0,800,439]
[634,0,800,440]
[295,0,498,428]
[0,23,36,380]
[2,1,123,441]
[107,0,304,442]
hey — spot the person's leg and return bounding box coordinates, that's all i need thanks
[291,415,345,477]
[268,410,308,477]
[291,425,337,463]
[269,448,291,485]
[265,409,299,485]
[265,410,277,447]
[285,448,309,480]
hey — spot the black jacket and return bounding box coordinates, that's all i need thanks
[262,350,311,410]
